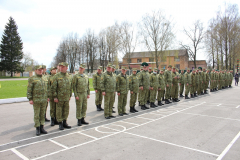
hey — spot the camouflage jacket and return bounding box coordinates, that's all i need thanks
[164,70,172,85]
[172,72,178,85]
[51,72,72,101]
[158,74,165,90]
[112,73,117,91]
[47,73,56,99]
[92,73,102,90]
[196,73,200,84]
[202,71,207,82]
[210,72,215,81]
[139,70,150,89]
[100,71,115,92]
[150,73,158,89]
[184,72,191,85]
[206,72,210,82]
[179,73,185,84]
[116,73,129,94]
[191,73,196,86]
[27,75,48,103]
[72,73,90,97]
[129,74,139,93]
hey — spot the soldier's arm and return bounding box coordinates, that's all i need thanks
[72,75,78,98]
[69,77,73,98]
[52,76,58,99]
[87,78,90,95]
[139,72,143,87]
[27,77,33,101]
[92,74,97,90]
[116,75,120,93]
[150,74,153,87]
[100,74,105,92]
[47,76,51,98]
[129,76,133,91]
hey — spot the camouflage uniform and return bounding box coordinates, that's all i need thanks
[190,70,197,97]
[93,66,103,111]
[197,71,203,95]
[206,70,210,90]
[137,67,143,105]
[179,71,185,96]
[164,68,172,102]
[184,69,191,98]
[129,68,139,110]
[157,70,165,105]
[139,68,150,108]
[210,70,215,91]
[171,68,179,101]
[149,68,158,107]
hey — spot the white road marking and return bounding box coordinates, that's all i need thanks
[48,139,69,149]
[124,132,219,157]
[136,116,155,121]
[217,104,222,106]
[77,132,98,140]
[11,148,29,160]
[216,131,240,160]
[119,121,139,126]
[149,112,165,116]
[236,106,240,108]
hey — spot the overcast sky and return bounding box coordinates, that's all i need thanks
[0,0,240,68]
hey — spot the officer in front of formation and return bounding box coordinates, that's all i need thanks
[93,66,104,111]
[27,65,49,136]
[129,68,139,113]
[52,62,72,130]
[72,64,90,126]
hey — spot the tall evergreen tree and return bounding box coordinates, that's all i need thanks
[0,17,23,77]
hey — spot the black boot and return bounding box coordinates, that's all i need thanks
[165,99,170,104]
[191,94,194,98]
[180,94,184,97]
[40,125,47,134]
[141,105,146,110]
[51,118,55,126]
[144,104,150,109]
[194,93,198,97]
[81,118,89,125]
[133,105,138,112]
[130,107,135,113]
[99,104,104,111]
[78,119,82,126]
[97,105,101,111]
[201,92,204,95]
[112,109,116,113]
[147,100,150,105]
[185,95,190,99]
[168,99,172,103]
[45,114,50,122]
[36,127,40,136]
[54,117,59,125]
[139,102,140,106]
[63,120,71,129]
[172,98,176,102]
[158,101,162,106]
[150,102,156,108]
[59,122,64,130]
[175,98,180,102]
[204,90,207,94]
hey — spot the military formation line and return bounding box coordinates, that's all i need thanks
[27,62,234,136]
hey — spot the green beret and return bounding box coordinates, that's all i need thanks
[141,62,148,66]
[58,62,68,67]
[98,66,103,70]
[132,68,137,71]
[50,67,57,71]
[168,65,172,68]
[34,65,43,70]
[198,67,202,70]
[79,64,86,68]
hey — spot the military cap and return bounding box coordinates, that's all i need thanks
[58,62,68,67]
[34,65,43,70]
[98,66,103,70]
[50,67,57,71]
[42,65,46,69]
[122,66,127,70]
[168,65,172,68]
[106,63,112,68]
[172,67,176,69]
[112,65,116,69]
[154,68,158,72]
[162,68,166,71]
[140,66,143,69]
[187,68,190,70]
[132,68,137,71]
[141,62,149,66]
[149,67,152,70]
[203,67,206,70]
[79,64,86,68]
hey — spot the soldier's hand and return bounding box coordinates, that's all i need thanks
[151,87,153,90]
[69,97,71,101]
[29,100,33,105]
[47,98,50,102]
[172,84,173,86]
[131,91,133,94]
[54,98,58,103]
[187,83,189,86]
[102,92,106,96]
[167,84,169,87]
[179,83,181,86]
[140,86,143,90]
[174,77,177,79]
[117,93,120,96]
[87,95,90,99]
[158,88,161,91]
[95,90,98,93]
[76,97,79,100]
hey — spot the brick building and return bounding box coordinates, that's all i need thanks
[121,49,207,70]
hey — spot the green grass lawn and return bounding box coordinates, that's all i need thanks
[0,78,94,99]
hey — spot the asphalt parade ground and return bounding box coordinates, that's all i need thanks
[0,83,240,160]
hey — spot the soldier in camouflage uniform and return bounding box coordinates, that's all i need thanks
[52,62,72,130]
[206,69,210,91]
[129,68,139,113]
[117,66,129,116]
[41,65,50,122]
[184,68,191,99]
[179,69,185,97]
[101,64,116,119]
[164,65,173,104]
[171,67,180,102]
[229,70,233,87]
[157,69,165,106]
[146,67,153,104]
[210,69,215,92]
[218,70,222,90]
[149,68,158,107]
[111,65,117,113]
[47,67,58,126]
[93,66,104,111]
[202,68,208,93]
[137,66,143,106]
[72,64,90,126]
[190,69,197,98]
[27,65,48,136]
[197,68,204,95]
[139,62,150,110]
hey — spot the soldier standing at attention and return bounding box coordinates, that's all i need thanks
[218,70,222,90]
[27,65,49,136]
[52,62,72,130]
[139,62,150,110]
[210,69,215,92]
[162,69,166,101]
[147,67,153,104]
[230,70,233,87]
[72,64,90,126]
[101,64,116,119]
[149,68,158,108]
[190,69,197,98]
[171,67,180,102]
[206,69,210,91]
[164,65,173,104]
[111,65,117,113]
[42,65,50,122]
[184,68,191,99]
[179,69,185,97]
[129,68,139,113]
[202,68,208,93]
[48,67,58,126]
[157,69,165,106]
[137,66,143,106]
[93,66,104,111]
[117,66,129,116]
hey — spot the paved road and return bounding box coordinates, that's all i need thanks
[0,83,240,160]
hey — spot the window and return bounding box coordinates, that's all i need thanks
[175,57,180,62]
[149,58,154,62]
[137,58,142,63]
[175,64,180,69]
[127,59,131,63]
[161,57,166,62]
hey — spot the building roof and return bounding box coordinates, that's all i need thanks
[123,49,188,59]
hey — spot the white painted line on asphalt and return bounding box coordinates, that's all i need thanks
[136,117,155,121]
[217,104,222,106]
[180,112,240,122]
[11,148,29,160]
[119,121,139,126]
[77,132,98,140]
[216,131,240,160]
[236,106,240,108]
[149,112,165,116]
[124,132,219,157]
[49,139,69,149]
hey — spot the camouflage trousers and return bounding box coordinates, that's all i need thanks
[76,92,87,119]
[171,83,179,99]
[204,81,208,90]
[179,84,184,95]
[191,85,196,94]
[112,92,116,108]
[139,88,149,105]
[165,84,172,99]
[185,84,190,96]
[130,92,137,107]
[104,92,114,117]
[138,90,141,103]
[33,102,46,127]
[118,93,128,114]
[197,83,202,94]
[150,88,157,102]
[95,90,103,105]
[56,101,69,122]
[50,99,57,118]
[210,80,214,89]
[157,89,165,101]
[218,80,222,90]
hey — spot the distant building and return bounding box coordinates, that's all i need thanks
[121,49,207,70]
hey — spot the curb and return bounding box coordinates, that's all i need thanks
[0,91,96,105]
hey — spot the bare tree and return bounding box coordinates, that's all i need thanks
[139,10,175,69]
[180,20,204,68]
